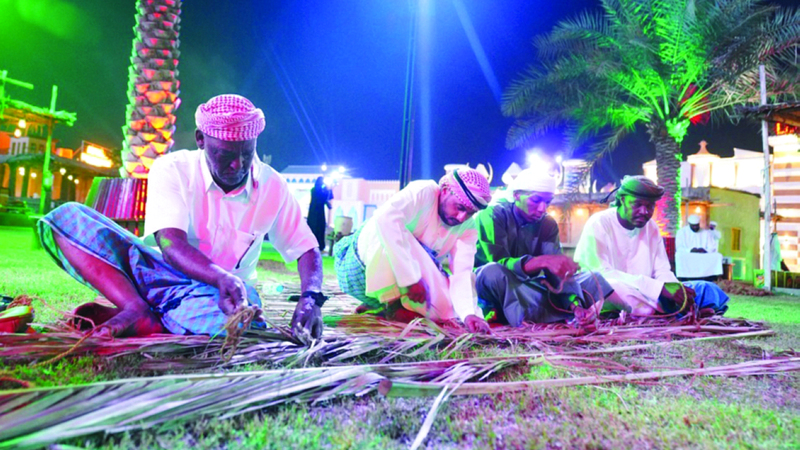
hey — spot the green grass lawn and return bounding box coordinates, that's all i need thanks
[1,225,799,450]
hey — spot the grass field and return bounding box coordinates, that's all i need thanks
[1,225,798,449]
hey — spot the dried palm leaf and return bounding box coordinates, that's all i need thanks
[0,358,512,450]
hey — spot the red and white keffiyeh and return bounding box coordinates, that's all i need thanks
[195,94,265,141]
[439,168,492,212]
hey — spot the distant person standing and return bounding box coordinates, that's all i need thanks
[307,176,333,251]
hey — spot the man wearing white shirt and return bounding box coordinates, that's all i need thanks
[675,215,723,280]
[574,176,728,316]
[333,168,492,333]
[38,94,324,340]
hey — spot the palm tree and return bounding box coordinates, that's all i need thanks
[121,0,182,179]
[502,0,799,235]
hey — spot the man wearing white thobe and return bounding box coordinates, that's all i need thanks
[574,176,728,316]
[333,168,493,333]
[675,215,723,279]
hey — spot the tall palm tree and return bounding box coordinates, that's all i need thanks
[121,0,182,179]
[502,0,799,235]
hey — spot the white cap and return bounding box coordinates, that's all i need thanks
[710,221,717,227]
[510,168,557,194]
[688,215,700,225]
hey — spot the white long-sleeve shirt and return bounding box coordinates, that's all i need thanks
[574,208,677,308]
[357,180,480,321]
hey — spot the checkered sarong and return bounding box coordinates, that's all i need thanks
[38,202,262,335]
[332,227,382,308]
[332,227,447,309]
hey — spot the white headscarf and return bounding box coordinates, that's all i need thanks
[509,168,557,194]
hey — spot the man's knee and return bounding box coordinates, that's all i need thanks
[476,263,513,291]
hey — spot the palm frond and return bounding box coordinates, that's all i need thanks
[0,316,779,449]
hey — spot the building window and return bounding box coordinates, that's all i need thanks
[731,228,741,252]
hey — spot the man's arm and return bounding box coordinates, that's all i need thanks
[448,228,481,320]
[266,178,326,342]
[156,228,247,315]
[574,217,665,301]
[290,247,324,341]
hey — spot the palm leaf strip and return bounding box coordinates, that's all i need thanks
[381,355,800,397]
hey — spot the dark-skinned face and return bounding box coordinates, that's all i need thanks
[513,190,553,223]
[196,130,257,191]
[438,189,476,227]
[690,223,701,232]
[617,194,657,229]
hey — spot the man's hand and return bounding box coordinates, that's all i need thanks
[660,282,696,313]
[290,296,323,343]
[404,279,430,306]
[572,302,601,332]
[523,255,579,279]
[464,314,491,334]
[216,272,248,315]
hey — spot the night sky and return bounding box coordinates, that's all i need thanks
[1,0,793,185]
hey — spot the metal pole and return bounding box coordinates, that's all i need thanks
[399,3,418,189]
[39,85,57,215]
[759,65,772,291]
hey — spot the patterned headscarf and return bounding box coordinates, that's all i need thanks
[195,94,265,141]
[439,168,492,212]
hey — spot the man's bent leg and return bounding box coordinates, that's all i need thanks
[332,230,382,309]
[39,202,191,336]
[476,263,550,326]
[53,233,164,337]
[161,283,262,335]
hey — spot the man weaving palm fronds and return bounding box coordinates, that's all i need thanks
[333,168,492,334]
[474,168,623,329]
[37,95,325,341]
[574,176,729,317]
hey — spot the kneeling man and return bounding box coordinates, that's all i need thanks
[38,94,325,340]
[474,169,615,327]
[333,168,492,333]
[574,176,728,316]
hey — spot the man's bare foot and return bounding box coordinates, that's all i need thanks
[94,307,165,338]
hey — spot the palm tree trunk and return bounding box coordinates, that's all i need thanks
[121,0,182,179]
[646,123,682,237]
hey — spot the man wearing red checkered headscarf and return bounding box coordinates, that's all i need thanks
[332,168,493,334]
[38,94,325,343]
